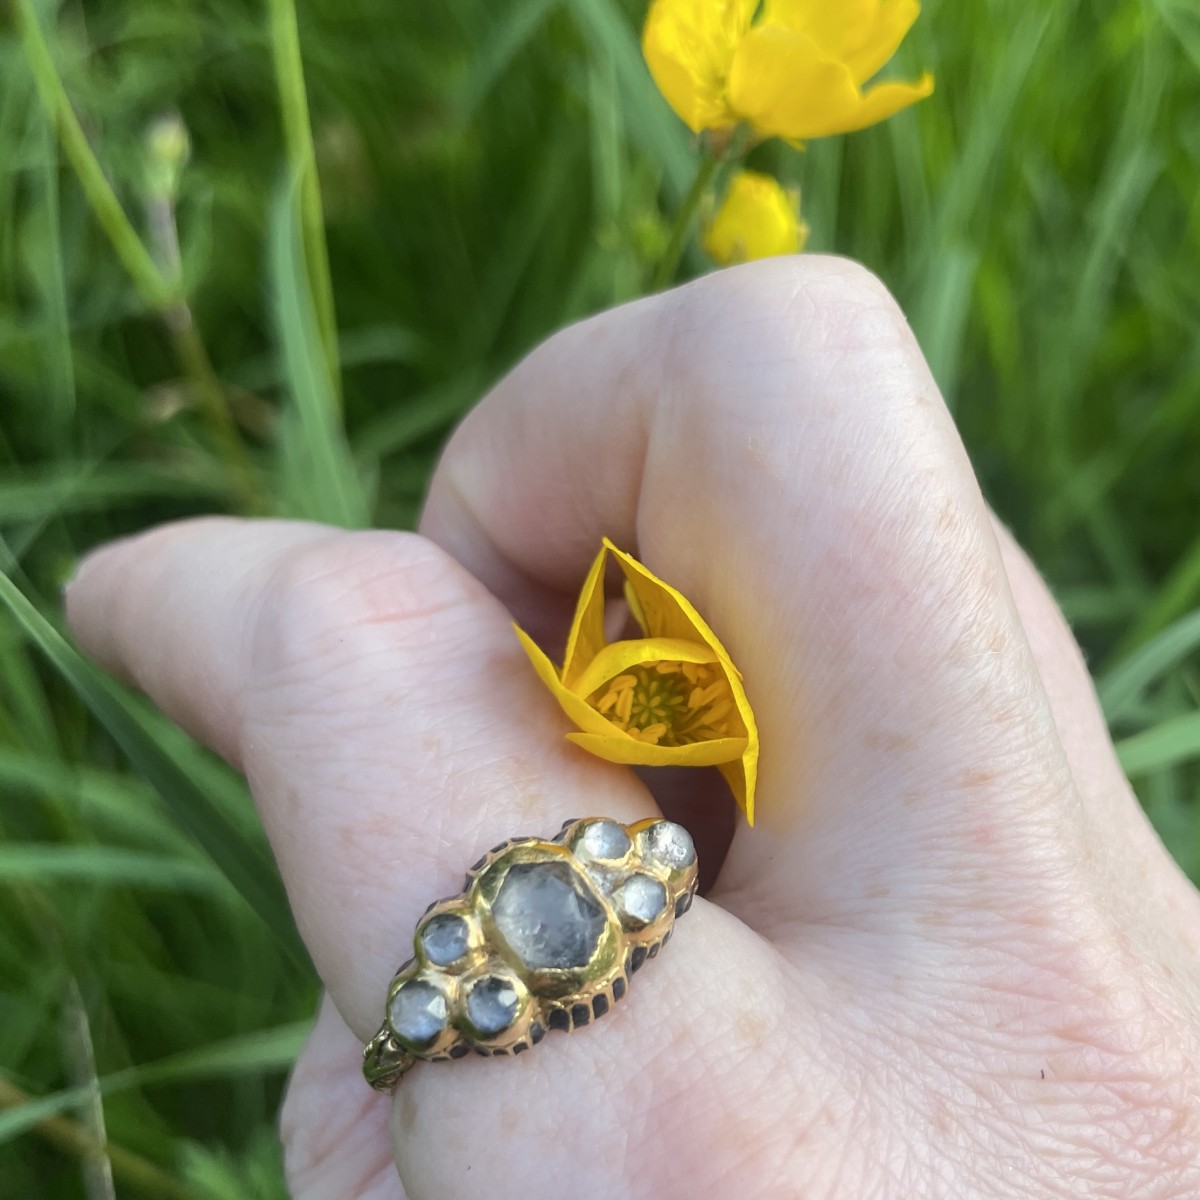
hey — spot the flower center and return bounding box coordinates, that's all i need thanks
[589,661,738,746]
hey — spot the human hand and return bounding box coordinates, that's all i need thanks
[66,259,1200,1199]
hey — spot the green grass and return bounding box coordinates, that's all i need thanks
[1,0,1198,1194]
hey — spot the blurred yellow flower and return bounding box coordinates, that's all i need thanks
[643,0,933,141]
[703,171,807,264]
[516,539,759,823]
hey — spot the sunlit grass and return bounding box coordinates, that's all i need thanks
[1,0,1198,1193]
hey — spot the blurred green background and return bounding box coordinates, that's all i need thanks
[1,0,1198,1194]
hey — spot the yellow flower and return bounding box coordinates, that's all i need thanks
[703,171,808,264]
[516,539,760,824]
[643,0,933,141]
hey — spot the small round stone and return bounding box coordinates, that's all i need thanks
[619,873,668,925]
[579,819,632,860]
[466,975,520,1036]
[388,980,448,1048]
[420,913,470,966]
[644,820,696,870]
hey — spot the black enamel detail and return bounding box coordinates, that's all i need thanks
[612,976,627,1001]
[513,1042,527,1054]
[675,892,693,917]
[470,855,488,871]
[571,1002,591,1027]
[629,945,648,973]
[449,1044,470,1059]
[648,942,660,959]
[529,1022,545,1045]
[592,994,609,1019]
[547,1007,571,1032]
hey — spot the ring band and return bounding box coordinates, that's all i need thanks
[362,816,699,1090]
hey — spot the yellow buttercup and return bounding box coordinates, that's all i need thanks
[704,170,808,264]
[643,0,933,141]
[515,539,759,823]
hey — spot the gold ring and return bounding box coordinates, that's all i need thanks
[362,816,699,1090]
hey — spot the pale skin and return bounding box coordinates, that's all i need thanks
[66,258,1200,1198]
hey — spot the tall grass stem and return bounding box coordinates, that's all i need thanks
[267,0,342,409]
[13,0,262,510]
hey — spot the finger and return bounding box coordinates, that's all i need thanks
[420,257,1077,925]
[66,518,657,1033]
[991,519,1200,947]
[281,996,405,1200]
[66,518,831,1198]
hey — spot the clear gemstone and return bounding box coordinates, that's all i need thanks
[388,980,448,1047]
[579,820,631,860]
[466,975,520,1035]
[492,861,607,970]
[421,913,470,966]
[644,821,696,870]
[619,873,667,925]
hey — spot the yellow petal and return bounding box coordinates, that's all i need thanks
[570,636,719,701]
[703,170,808,265]
[763,0,920,85]
[841,0,923,85]
[642,0,755,133]
[566,732,747,768]
[603,540,760,820]
[718,754,758,825]
[513,624,620,740]
[730,26,929,140]
[832,72,935,135]
[561,545,609,690]
[728,27,862,141]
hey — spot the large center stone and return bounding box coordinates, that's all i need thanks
[492,861,607,970]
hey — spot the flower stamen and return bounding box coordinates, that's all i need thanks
[589,660,740,747]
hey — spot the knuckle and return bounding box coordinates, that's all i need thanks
[245,529,486,686]
[672,255,919,396]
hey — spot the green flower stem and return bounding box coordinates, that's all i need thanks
[267,0,341,409]
[0,1077,197,1200]
[652,151,721,291]
[13,0,262,512]
[13,0,171,310]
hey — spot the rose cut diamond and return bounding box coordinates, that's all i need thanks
[492,861,607,970]
[466,974,520,1035]
[388,980,448,1048]
[421,913,470,966]
[619,873,668,925]
[644,820,696,870]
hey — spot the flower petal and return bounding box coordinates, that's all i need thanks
[703,170,807,265]
[561,544,609,690]
[566,732,748,768]
[513,624,622,740]
[642,0,755,132]
[764,0,921,85]
[842,0,923,85]
[835,72,934,134]
[570,636,720,701]
[717,756,757,825]
[604,539,760,819]
[730,25,930,139]
[728,26,863,141]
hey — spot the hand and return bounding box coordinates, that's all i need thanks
[66,259,1200,1199]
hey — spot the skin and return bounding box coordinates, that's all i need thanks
[66,258,1200,1199]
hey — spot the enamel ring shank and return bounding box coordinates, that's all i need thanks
[362,817,699,1090]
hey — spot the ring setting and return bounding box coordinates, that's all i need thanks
[363,816,698,1090]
